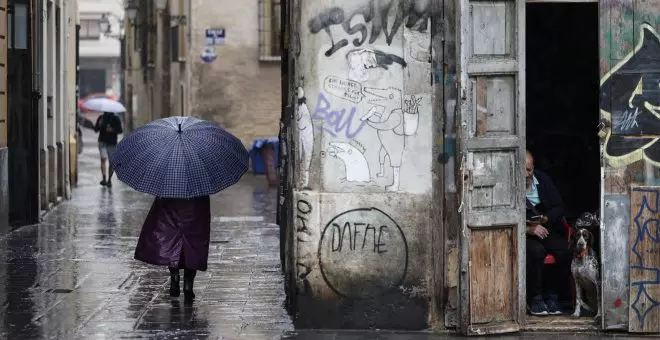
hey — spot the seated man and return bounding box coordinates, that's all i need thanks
[525,150,571,316]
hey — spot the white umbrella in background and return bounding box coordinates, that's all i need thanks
[82,97,126,113]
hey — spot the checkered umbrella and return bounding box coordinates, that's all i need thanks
[112,116,249,198]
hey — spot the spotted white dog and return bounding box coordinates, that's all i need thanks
[570,226,601,320]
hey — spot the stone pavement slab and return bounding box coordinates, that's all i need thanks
[0,130,292,339]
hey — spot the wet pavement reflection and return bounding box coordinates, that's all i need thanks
[0,131,291,339]
[0,131,653,340]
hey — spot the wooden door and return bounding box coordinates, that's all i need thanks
[456,0,526,335]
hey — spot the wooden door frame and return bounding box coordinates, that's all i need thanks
[520,0,603,331]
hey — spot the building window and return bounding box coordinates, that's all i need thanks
[258,0,281,61]
[8,3,29,50]
[80,19,101,40]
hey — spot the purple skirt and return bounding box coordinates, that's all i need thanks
[134,196,211,271]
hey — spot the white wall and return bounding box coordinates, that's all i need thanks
[291,0,435,329]
[78,0,123,99]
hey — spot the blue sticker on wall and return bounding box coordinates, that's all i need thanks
[200,45,217,63]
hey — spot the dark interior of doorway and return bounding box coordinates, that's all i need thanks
[526,3,600,221]
[525,2,600,330]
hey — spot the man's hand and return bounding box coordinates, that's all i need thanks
[526,224,549,239]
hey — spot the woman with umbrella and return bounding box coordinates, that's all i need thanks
[112,117,249,303]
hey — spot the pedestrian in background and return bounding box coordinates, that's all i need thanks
[94,111,123,187]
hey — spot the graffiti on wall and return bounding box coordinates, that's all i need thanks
[312,92,368,138]
[297,81,315,188]
[323,141,371,183]
[298,0,432,193]
[308,0,430,57]
[295,197,316,292]
[630,188,660,327]
[601,23,660,167]
[318,208,408,298]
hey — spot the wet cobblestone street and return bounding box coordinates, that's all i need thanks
[0,132,654,340]
[0,131,292,339]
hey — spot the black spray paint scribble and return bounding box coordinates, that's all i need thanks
[346,48,407,81]
[601,23,660,166]
[296,199,313,238]
[308,0,431,57]
[296,199,313,285]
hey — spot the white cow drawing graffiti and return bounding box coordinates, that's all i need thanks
[327,141,370,183]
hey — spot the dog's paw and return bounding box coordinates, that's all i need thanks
[571,312,580,318]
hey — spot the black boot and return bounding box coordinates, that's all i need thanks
[169,267,180,297]
[183,269,196,303]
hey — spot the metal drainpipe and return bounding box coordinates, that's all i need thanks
[162,8,170,118]
[33,0,43,102]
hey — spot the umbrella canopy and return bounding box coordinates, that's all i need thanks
[82,97,126,113]
[112,116,249,198]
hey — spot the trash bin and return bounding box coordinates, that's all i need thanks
[249,137,279,186]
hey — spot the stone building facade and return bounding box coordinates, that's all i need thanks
[124,0,281,146]
[281,0,660,336]
[1,0,79,233]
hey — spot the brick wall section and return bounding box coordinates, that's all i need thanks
[189,0,281,146]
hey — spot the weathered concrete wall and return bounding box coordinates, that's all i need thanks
[291,0,435,329]
[599,0,660,331]
[189,0,281,146]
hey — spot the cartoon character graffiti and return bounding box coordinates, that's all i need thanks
[361,87,419,191]
[326,141,370,183]
[346,49,407,82]
[297,85,315,188]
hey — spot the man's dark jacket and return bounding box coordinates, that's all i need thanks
[94,112,123,145]
[526,169,566,236]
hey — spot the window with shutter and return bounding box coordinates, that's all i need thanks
[258,0,281,61]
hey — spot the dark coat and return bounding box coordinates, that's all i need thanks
[526,169,566,236]
[135,196,211,271]
[94,112,123,145]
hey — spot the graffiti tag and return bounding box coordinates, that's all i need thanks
[308,0,430,56]
[630,188,660,330]
[318,208,408,298]
[312,92,367,138]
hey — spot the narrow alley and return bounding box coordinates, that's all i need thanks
[0,131,654,340]
[0,131,293,339]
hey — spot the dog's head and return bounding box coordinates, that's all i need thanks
[572,228,594,255]
[575,211,599,228]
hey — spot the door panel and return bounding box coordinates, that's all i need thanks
[469,228,516,324]
[470,76,516,137]
[457,0,525,335]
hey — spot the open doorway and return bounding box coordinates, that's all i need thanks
[525,2,601,329]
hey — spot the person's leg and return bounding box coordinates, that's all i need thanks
[98,143,108,185]
[183,269,197,303]
[168,266,180,297]
[542,234,571,314]
[526,237,548,315]
[106,145,117,187]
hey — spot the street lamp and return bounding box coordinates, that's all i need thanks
[125,2,138,25]
[155,0,167,12]
[99,13,111,34]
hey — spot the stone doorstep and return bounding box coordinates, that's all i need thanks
[285,329,628,338]
[39,196,65,220]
